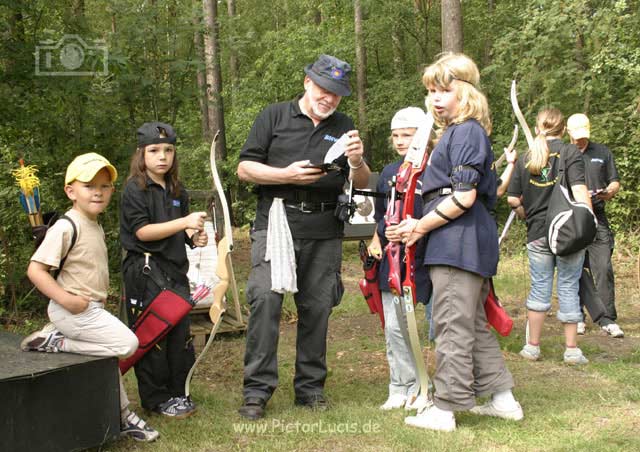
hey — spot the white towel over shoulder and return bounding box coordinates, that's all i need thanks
[265,198,298,294]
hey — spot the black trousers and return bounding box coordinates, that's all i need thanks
[242,229,344,401]
[123,258,195,410]
[586,223,617,320]
[579,223,617,324]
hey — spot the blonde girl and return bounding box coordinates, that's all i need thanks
[388,53,522,431]
[507,108,592,364]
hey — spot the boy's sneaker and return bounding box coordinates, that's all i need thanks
[20,327,64,353]
[577,322,586,335]
[519,344,540,361]
[177,395,197,412]
[153,397,196,419]
[470,399,524,421]
[602,323,624,338]
[564,347,589,365]
[380,393,407,410]
[405,403,456,432]
[121,411,159,442]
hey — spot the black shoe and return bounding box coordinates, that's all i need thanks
[238,397,266,420]
[294,393,328,411]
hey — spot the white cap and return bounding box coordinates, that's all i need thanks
[391,107,426,130]
[567,113,591,140]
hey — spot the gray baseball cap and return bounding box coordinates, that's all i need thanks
[304,54,352,96]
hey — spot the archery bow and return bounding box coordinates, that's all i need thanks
[185,131,234,398]
[494,125,519,168]
[385,111,435,410]
[510,80,535,152]
[510,79,536,344]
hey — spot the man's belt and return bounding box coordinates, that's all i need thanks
[263,188,338,203]
[284,201,337,213]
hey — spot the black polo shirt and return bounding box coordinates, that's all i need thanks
[120,177,191,277]
[507,140,585,243]
[582,141,619,224]
[239,96,354,239]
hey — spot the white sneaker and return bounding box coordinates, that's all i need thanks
[405,394,429,412]
[519,344,540,361]
[379,394,407,410]
[577,322,586,335]
[602,324,624,338]
[470,399,524,421]
[564,347,589,365]
[20,328,64,353]
[405,403,455,432]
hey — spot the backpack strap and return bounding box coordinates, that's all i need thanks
[54,215,78,279]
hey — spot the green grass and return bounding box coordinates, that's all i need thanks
[20,233,640,451]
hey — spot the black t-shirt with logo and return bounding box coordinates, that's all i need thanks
[582,141,619,225]
[507,139,586,243]
[120,177,191,279]
[239,96,354,239]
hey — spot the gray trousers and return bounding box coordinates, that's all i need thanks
[381,291,419,397]
[585,223,617,321]
[430,265,514,411]
[243,229,343,401]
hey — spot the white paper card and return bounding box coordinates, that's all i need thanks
[324,133,349,163]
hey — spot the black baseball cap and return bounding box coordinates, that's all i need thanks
[304,54,352,97]
[137,122,177,147]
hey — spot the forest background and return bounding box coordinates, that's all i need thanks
[1,0,639,316]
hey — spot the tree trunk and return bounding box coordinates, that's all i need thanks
[482,0,494,66]
[414,0,434,69]
[391,22,405,77]
[226,0,239,93]
[441,0,463,53]
[7,2,25,73]
[203,0,227,157]
[354,0,370,157]
[193,7,209,140]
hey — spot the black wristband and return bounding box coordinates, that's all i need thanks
[434,207,454,222]
[451,195,470,212]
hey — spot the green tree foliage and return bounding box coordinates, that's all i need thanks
[1,0,639,314]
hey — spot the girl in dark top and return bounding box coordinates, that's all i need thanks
[506,108,593,365]
[389,53,522,431]
[120,122,208,418]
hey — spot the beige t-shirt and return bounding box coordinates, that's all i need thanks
[31,209,109,302]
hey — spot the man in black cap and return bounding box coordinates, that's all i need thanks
[237,54,370,419]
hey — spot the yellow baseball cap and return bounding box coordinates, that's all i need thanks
[567,113,591,140]
[65,152,118,185]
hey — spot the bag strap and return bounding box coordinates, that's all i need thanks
[54,215,78,279]
[554,143,572,192]
[140,252,174,292]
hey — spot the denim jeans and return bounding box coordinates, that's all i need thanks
[381,291,419,397]
[526,237,585,323]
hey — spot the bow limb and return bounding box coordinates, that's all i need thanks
[510,80,535,152]
[185,131,234,397]
[494,124,519,168]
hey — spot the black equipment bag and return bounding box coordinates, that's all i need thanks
[544,145,597,256]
